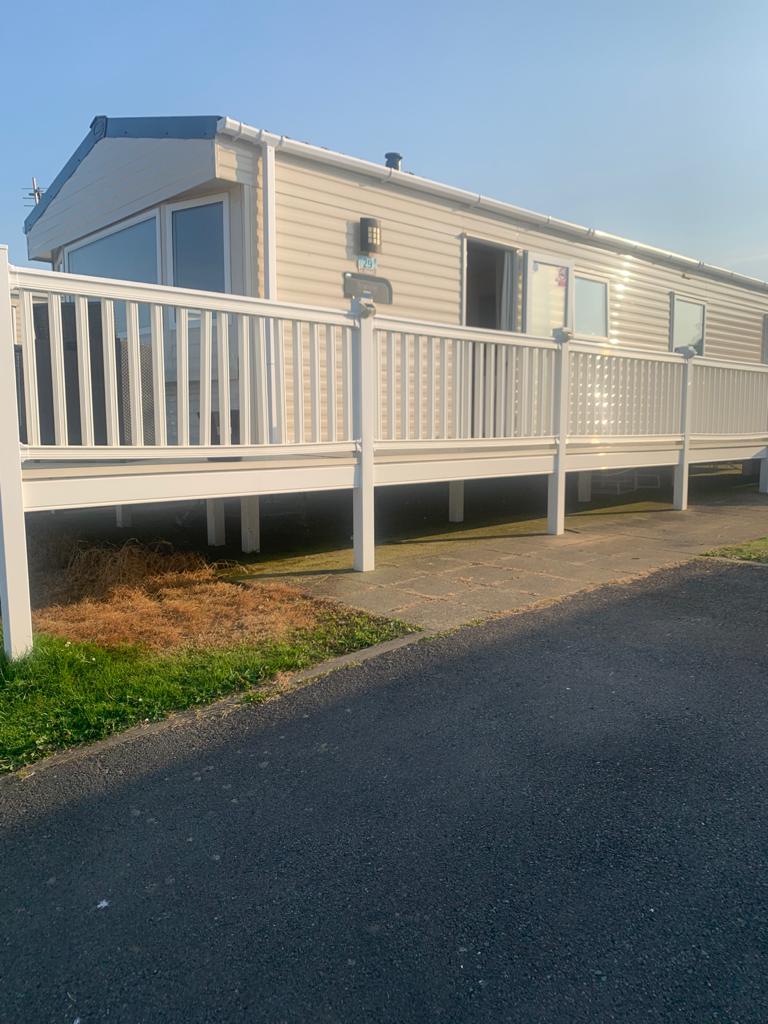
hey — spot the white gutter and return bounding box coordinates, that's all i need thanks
[217,116,768,295]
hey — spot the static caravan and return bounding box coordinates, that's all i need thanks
[1,113,766,655]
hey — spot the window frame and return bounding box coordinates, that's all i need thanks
[162,193,231,293]
[669,291,706,355]
[63,209,162,282]
[573,272,611,342]
[524,251,574,337]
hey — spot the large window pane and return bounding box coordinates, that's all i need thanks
[575,277,608,337]
[672,297,705,354]
[528,259,569,338]
[67,218,158,283]
[172,201,226,292]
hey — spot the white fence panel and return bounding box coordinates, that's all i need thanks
[10,268,354,455]
[568,346,684,437]
[691,361,768,435]
[374,324,557,442]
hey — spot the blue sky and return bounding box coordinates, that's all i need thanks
[3,0,767,276]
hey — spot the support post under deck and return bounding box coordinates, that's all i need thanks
[206,498,226,547]
[241,496,260,553]
[448,480,465,523]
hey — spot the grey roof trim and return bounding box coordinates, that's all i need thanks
[24,115,221,234]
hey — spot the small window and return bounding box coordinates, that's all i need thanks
[171,200,226,292]
[527,257,571,338]
[66,216,158,283]
[465,240,521,331]
[671,295,705,354]
[575,276,608,338]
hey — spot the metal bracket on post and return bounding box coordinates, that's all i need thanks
[352,296,376,571]
[673,351,695,511]
[547,329,571,535]
[0,248,33,658]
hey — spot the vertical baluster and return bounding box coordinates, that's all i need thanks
[274,318,288,443]
[375,330,383,441]
[19,291,40,446]
[413,335,422,440]
[465,339,473,438]
[47,294,67,445]
[400,334,409,440]
[495,346,506,438]
[74,295,94,446]
[386,331,395,440]
[472,343,483,438]
[177,308,190,446]
[217,313,231,446]
[291,321,304,444]
[519,348,530,436]
[508,348,517,436]
[439,338,448,439]
[101,299,119,445]
[426,336,436,440]
[238,314,252,445]
[326,324,337,442]
[126,301,143,446]
[198,310,212,446]
[255,317,269,444]
[450,339,459,438]
[342,326,352,441]
[309,322,320,443]
[150,305,167,446]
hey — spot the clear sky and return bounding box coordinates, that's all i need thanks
[2,0,767,277]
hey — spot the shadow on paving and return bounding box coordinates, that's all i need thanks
[2,560,768,1023]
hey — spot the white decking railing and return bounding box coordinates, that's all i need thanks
[1,250,767,656]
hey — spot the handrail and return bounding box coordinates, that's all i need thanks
[10,265,354,327]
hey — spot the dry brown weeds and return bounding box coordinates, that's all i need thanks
[28,535,321,652]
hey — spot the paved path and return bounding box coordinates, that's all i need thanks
[290,488,768,629]
[3,559,768,1023]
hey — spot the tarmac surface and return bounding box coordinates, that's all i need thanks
[3,559,768,1022]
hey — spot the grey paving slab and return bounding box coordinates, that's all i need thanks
[275,491,767,629]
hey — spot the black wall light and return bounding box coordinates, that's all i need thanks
[359,217,382,254]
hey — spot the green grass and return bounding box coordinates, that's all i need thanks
[0,610,413,774]
[704,537,768,564]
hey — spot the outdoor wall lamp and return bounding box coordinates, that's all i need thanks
[359,217,382,254]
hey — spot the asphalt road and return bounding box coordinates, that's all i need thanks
[2,560,768,1024]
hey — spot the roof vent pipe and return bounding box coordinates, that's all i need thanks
[385,152,402,171]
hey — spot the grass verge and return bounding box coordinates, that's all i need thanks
[704,537,768,563]
[0,610,412,774]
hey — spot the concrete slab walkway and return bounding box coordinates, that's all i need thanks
[245,488,767,630]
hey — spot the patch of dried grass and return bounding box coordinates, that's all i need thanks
[29,537,321,653]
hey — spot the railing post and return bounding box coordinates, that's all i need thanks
[0,248,33,658]
[353,300,375,571]
[673,353,694,511]
[547,331,570,535]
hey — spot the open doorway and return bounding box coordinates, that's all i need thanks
[465,240,521,331]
